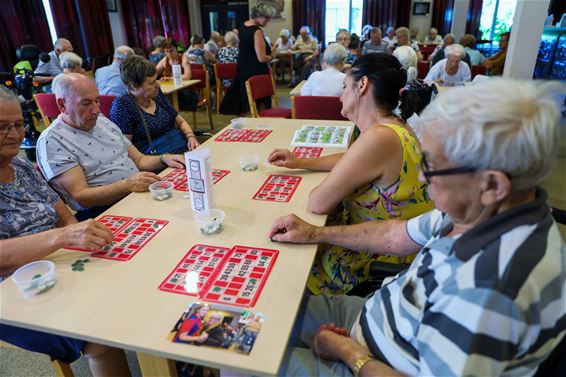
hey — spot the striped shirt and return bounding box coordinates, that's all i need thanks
[34,50,63,77]
[351,188,566,375]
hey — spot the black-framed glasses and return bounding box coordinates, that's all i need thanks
[0,123,29,135]
[420,153,477,184]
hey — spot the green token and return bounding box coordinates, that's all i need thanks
[213,286,221,292]
[32,274,42,280]
[82,259,90,263]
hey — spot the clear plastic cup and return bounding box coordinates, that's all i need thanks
[239,155,259,172]
[195,209,225,235]
[149,181,174,201]
[231,118,245,129]
[12,260,57,298]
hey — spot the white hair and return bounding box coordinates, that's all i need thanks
[393,46,418,83]
[224,31,239,47]
[300,25,311,34]
[323,43,347,66]
[279,28,291,38]
[0,85,19,104]
[59,52,82,69]
[114,46,134,61]
[444,43,466,58]
[52,73,91,100]
[54,38,71,50]
[418,79,563,190]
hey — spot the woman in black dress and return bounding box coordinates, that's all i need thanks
[220,3,275,115]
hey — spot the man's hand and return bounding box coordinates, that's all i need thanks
[318,323,349,337]
[187,137,200,151]
[161,154,186,169]
[313,329,351,361]
[268,149,300,169]
[197,332,209,343]
[269,214,318,243]
[61,219,114,250]
[125,172,161,192]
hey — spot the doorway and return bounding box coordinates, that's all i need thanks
[200,1,249,39]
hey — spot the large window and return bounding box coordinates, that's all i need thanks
[479,0,517,42]
[325,0,363,46]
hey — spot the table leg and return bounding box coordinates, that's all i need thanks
[171,92,180,112]
[137,352,178,377]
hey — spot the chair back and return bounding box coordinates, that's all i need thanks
[99,95,116,117]
[417,61,431,80]
[190,63,206,72]
[191,68,208,91]
[34,93,60,125]
[246,74,275,101]
[214,63,237,80]
[291,96,346,120]
[471,64,487,79]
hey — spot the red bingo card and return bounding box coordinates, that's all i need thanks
[162,169,231,191]
[252,175,302,203]
[214,129,272,143]
[292,146,323,159]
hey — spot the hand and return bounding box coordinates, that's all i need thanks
[197,332,209,343]
[125,171,161,192]
[313,329,351,361]
[187,136,200,151]
[162,154,185,169]
[61,219,114,250]
[268,214,317,243]
[268,149,299,169]
[318,323,349,337]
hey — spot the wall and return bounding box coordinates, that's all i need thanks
[108,0,127,48]
[409,0,434,41]
[249,0,293,42]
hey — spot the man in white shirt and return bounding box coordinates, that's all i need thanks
[95,46,134,97]
[361,28,389,55]
[300,43,346,96]
[34,38,73,84]
[424,27,444,44]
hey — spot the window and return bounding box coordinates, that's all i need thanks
[479,0,517,42]
[325,0,364,46]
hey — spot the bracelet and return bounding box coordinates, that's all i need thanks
[185,133,196,139]
[352,354,375,377]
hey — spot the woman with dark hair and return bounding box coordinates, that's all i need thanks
[155,38,192,80]
[109,56,199,154]
[268,53,434,295]
[219,2,275,115]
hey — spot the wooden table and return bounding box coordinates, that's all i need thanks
[275,51,295,84]
[289,80,306,96]
[160,79,200,111]
[0,118,353,376]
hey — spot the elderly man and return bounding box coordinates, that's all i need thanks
[270,79,566,376]
[425,44,471,84]
[291,25,320,84]
[34,38,73,83]
[59,52,84,74]
[388,27,423,61]
[300,43,346,96]
[335,29,356,65]
[410,26,421,43]
[36,73,184,220]
[95,45,135,96]
[424,27,443,44]
[361,27,388,55]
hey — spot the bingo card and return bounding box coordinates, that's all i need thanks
[162,169,231,191]
[252,175,302,203]
[214,129,272,143]
[292,146,323,159]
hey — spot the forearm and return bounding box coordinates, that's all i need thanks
[135,155,166,172]
[54,200,78,227]
[176,116,195,137]
[341,345,404,377]
[296,153,344,171]
[72,179,131,208]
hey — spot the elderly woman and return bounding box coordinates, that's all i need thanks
[425,43,471,85]
[109,56,199,154]
[388,27,423,61]
[0,86,131,376]
[218,31,240,88]
[148,35,166,64]
[334,29,355,65]
[59,51,83,74]
[300,43,347,97]
[269,54,433,295]
[186,34,217,65]
[273,28,293,51]
[460,34,485,66]
[393,46,418,84]
[382,26,396,44]
[270,79,565,376]
[430,33,471,68]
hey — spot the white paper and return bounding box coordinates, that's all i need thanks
[172,64,182,86]
[184,148,214,212]
[290,125,352,148]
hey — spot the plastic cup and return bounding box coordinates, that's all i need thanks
[239,155,259,172]
[195,209,225,235]
[12,260,57,298]
[231,118,245,129]
[149,181,174,201]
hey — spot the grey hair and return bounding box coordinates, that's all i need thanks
[224,31,239,47]
[119,55,156,89]
[250,2,275,18]
[114,46,134,61]
[336,29,350,38]
[52,73,86,99]
[393,46,418,83]
[418,79,563,190]
[152,35,165,48]
[323,43,347,66]
[370,27,382,36]
[54,38,71,50]
[300,25,311,34]
[59,52,82,69]
[444,43,466,58]
[0,85,19,104]
[280,28,291,38]
[396,27,410,37]
[386,26,395,34]
[444,33,456,44]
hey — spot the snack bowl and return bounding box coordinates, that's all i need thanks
[149,181,174,201]
[231,118,245,129]
[195,209,225,235]
[239,155,260,172]
[12,260,57,298]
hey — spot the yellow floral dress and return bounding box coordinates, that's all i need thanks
[307,124,434,295]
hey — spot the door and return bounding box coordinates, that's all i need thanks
[201,2,249,39]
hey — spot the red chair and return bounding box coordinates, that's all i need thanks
[245,74,291,118]
[190,68,214,130]
[471,64,487,79]
[99,95,116,117]
[34,93,60,126]
[291,96,347,120]
[417,61,431,80]
[418,44,437,60]
[190,63,205,72]
[213,63,237,112]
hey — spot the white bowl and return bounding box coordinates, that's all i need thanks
[195,209,225,235]
[12,260,57,298]
[239,155,259,172]
[230,118,245,129]
[149,181,174,201]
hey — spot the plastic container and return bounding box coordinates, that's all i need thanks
[231,118,245,129]
[12,260,57,298]
[195,209,225,235]
[149,181,174,201]
[239,155,259,172]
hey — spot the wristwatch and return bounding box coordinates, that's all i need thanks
[352,354,375,377]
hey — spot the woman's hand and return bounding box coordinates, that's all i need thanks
[60,219,114,250]
[187,136,200,151]
[268,149,300,169]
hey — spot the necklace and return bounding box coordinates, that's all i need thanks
[138,98,152,108]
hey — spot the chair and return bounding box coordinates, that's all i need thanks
[190,63,206,72]
[99,95,116,117]
[34,93,60,126]
[417,61,431,80]
[213,63,237,113]
[189,68,214,130]
[291,96,346,120]
[471,64,487,79]
[244,74,291,118]
[1,341,74,377]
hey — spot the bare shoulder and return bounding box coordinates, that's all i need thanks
[356,124,403,151]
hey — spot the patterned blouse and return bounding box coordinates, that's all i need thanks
[217,47,239,88]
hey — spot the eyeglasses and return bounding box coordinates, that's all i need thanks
[420,153,477,184]
[0,123,29,135]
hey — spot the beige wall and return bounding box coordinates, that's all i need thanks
[250,0,294,43]
[409,0,434,41]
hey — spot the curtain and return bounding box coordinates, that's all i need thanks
[292,0,326,46]
[362,0,412,34]
[466,0,483,39]
[0,0,52,72]
[160,0,191,47]
[431,0,455,37]
[49,0,114,60]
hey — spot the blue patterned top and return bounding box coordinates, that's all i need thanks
[0,157,60,238]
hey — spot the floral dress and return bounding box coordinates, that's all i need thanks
[307,124,434,295]
[218,47,239,88]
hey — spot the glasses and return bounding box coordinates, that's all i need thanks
[420,153,477,184]
[0,123,28,135]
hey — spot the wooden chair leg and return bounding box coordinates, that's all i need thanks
[216,87,221,114]
[52,360,74,377]
[206,101,214,130]
[192,111,197,129]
